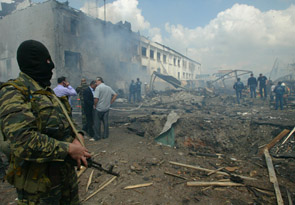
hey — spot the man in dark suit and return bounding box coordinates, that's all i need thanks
[83,80,97,138]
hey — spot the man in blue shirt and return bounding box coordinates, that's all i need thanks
[233,78,244,104]
[53,76,77,107]
[274,81,285,110]
[247,73,257,98]
[257,73,268,99]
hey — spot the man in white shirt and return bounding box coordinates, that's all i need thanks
[93,77,117,140]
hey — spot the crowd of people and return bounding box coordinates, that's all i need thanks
[233,73,288,110]
[55,76,118,141]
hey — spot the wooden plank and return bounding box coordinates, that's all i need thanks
[207,167,225,176]
[286,188,293,205]
[187,181,244,187]
[86,170,94,192]
[83,176,117,202]
[259,129,290,155]
[282,126,295,144]
[264,149,284,205]
[169,161,256,181]
[164,171,187,180]
[123,182,153,190]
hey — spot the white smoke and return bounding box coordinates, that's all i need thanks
[80,1,295,74]
[0,0,13,3]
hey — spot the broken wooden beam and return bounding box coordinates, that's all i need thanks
[86,170,94,192]
[83,176,117,202]
[286,188,293,205]
[169,161,256,181]
[282,126,295,145]
[189,152,223,158]
[123,182,153,190]
[264,149,284,205]
[259,129,290,155]
[164,171,187,180]
[207,167,225,176]
[187,181,244,187]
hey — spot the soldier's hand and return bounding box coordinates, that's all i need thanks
[75,133,85,146]
[68,142,91,168]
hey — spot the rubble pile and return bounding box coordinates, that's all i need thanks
[106,89,295,204]
[121,90,294,156]
[1,89,294,204]
[145,90,204,109]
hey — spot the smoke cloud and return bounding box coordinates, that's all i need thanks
[80,1,295,75]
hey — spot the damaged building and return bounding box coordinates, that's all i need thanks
[0,0,201,92]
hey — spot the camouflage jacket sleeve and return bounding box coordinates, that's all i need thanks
[0,86,70,163]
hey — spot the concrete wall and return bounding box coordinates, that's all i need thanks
[0,1,56,82]
[139,36,201,83]
[51,2,143,92]
[0,0,201,94]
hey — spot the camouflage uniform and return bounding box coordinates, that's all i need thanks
[0,72,79,204]
[76,82,88,130]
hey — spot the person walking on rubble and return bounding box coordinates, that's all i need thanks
[233,78,245,104]
[83,80,97,138]
[247,73,257,98]
[76,78,89,130]
[93,77,117,140]
[135,78,142,102]
[0,40,91,204]
[274,81,285,110]
[129,80,136,103]
[257,73,268,99]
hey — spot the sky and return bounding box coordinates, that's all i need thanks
[2,0,295,75]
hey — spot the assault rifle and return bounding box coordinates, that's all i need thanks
[52,95,119,177]
[67,157,119,176]
[87,158,119,176]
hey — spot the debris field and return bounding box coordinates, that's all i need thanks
[1,89,294,204]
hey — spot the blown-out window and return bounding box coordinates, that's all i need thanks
[64,16,79,36]
[142,47,147,57]
[150,49,154,59]
[65,51,81,69]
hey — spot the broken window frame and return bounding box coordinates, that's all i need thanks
[150,49,154,59]
[64,15,79,36]
[141,46,147,57]
[64,51,81,70]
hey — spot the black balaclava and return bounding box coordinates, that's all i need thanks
[17,40,55,87]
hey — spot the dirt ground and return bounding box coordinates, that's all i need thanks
[0,90,295,204]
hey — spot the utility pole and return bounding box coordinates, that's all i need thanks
[95,0,98,18]
[104,0,106,22]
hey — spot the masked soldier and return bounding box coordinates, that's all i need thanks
[0,40,91,204]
